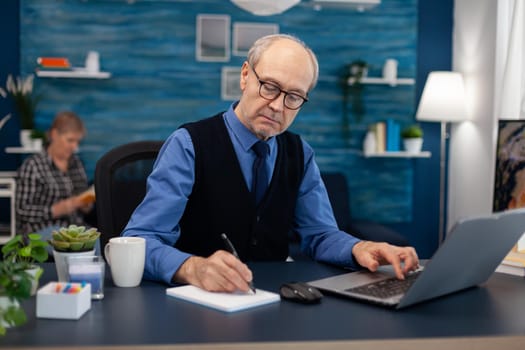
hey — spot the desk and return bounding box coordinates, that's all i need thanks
[2,261,525,349]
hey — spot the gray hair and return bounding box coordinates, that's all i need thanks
[247,34,319,91]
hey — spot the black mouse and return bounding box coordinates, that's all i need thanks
[279,282,323,304]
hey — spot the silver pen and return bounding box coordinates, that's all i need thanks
[221,233,256,294]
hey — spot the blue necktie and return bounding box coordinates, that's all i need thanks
[252,141,270,205]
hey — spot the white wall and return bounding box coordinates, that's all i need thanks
[448,0,497,227]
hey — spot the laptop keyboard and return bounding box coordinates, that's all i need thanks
[345,271,422,299]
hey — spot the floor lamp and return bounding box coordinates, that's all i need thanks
[416,71,467,244]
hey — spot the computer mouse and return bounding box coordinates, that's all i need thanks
[279,282,323,304]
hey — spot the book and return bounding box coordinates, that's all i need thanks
[37,57,71,69]
[495,248,525,277]
[375,122,386,153]
[166,285,280,312]
[386,119,400,152]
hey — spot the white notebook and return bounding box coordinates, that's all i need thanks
[166,285,280,312]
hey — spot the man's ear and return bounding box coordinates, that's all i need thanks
[239,61,250,91]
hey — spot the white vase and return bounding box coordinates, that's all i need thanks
[20,129,32,148]
[53,249,96,282]
[363,131,377,155]
[403,138,423,153]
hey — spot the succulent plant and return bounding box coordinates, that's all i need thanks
[49,225,101,252]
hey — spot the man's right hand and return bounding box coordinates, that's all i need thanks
[172,250,253,293]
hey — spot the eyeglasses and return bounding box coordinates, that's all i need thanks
[249,65,308,110]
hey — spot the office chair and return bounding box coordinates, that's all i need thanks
[94,140,164,250]
[320,172,409,246]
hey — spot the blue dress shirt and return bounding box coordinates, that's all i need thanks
[123,103,361,284]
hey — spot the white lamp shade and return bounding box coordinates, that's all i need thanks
[416,71,468,122]
[230,0,300,16]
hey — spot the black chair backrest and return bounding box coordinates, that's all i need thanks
[320,172,351,231]
[95,140,164,249]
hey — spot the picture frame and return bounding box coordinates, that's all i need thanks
[493,119,525,252]
[221,66,242,100]
[493,120,525,212]
[232,22,279,56]
[196,14,231,62]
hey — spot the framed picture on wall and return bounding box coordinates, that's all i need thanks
[221,67,242,100]
[493,119,525,255]
[196,14,231,62]
[493,120,525,212]
[232,22,279,56]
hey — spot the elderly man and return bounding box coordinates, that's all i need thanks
[123,34,419,292]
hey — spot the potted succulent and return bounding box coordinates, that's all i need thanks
[1,233,49,295]
[401,124,424,153]
[48,225,101,281]
[0,261,33,335]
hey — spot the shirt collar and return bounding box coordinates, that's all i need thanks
[223,101,276,153]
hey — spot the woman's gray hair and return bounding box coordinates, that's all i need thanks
[247,34,319,91]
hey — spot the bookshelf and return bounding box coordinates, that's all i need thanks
[348,76,415,86]
[363,151,431,158]
[36,68,111,79]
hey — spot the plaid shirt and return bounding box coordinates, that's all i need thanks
[15,151,89,234]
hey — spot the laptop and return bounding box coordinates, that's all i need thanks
[308,208,525,309]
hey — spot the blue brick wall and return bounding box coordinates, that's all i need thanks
[20,0,417,223]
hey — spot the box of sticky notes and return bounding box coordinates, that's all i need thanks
[36,282,91,319]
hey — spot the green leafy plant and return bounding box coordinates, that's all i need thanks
[401,124,424,139]
[0,74,40,130]
[2,233,49,265]
[341,60,369,142]
[0,261,33,336]
[49,225,101,252]
[30,129,46,140]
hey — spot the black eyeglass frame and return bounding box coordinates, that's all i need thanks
[249,65,309,110]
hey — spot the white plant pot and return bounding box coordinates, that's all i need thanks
[26,266,43,296]
[53,249,96,282]
[0,296,20,330]
[32,138,43,151]
[20,129,32,148]
[403,138,423,154]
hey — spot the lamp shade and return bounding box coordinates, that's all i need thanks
[230,0,300,16]
[416,71,467,122]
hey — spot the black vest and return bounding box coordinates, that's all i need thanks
[176,114,304,261]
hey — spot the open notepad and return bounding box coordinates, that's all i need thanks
[166,285,280,312]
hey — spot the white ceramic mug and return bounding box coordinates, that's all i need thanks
[104,237,145,287]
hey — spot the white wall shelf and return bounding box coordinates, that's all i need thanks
[5,146,41,154]
[348,76,415,86]
[363,151,431,158]
[36,68,111,79]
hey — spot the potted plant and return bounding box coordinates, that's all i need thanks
[401,124,424,153]
[30,129,46,151]
[0,74,40,148]
[48,225,101,281]
[1,233,49,295]
[0,261,33,335]
[341,60,369,142]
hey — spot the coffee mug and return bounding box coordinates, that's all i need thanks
[104,237,145,287]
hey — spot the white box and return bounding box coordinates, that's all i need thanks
[36,282,91,319]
